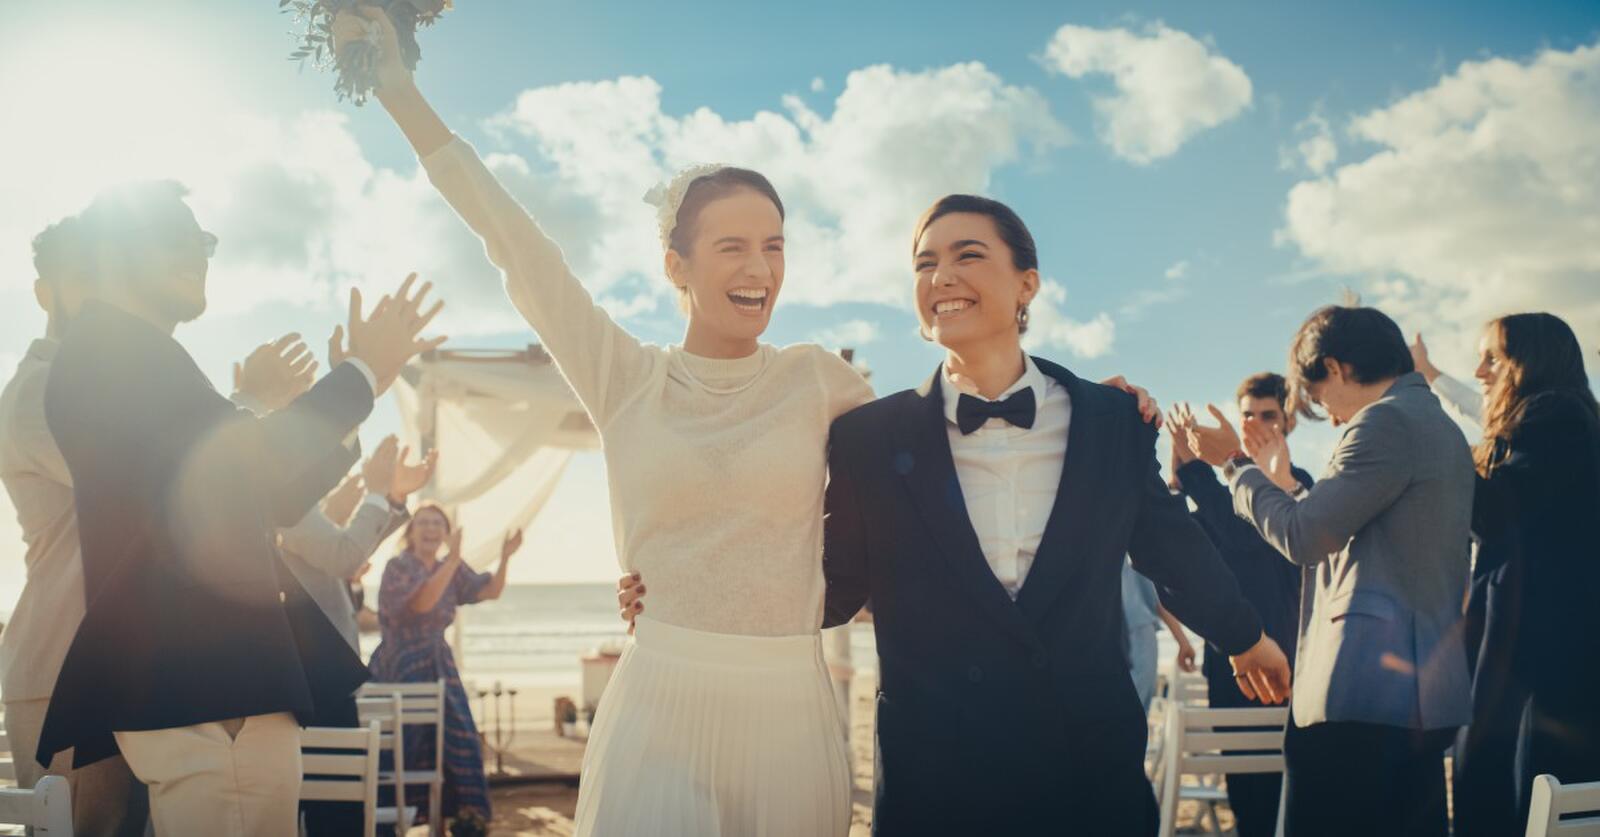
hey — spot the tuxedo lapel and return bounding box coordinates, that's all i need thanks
[890,367,1041,651]
[1015,358,1110,626]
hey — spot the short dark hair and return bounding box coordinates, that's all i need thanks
[668,168,785,256]
[77,180,192,287]
[1286,305,1415,420]
[1236,372,1289,410]
[32,216,84,286]
[912,194,1039,333]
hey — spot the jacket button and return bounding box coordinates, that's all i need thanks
[967,665,983,683]
[1033,652,1049,670]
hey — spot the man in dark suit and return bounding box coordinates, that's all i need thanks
[35,180,445,835]
[1167,372,1312,837]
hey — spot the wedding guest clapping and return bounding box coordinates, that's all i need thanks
[35,178,447,837]
[0,216,148,837]
[1183,305,1474,837]
[369,509,521,828]
[1447,313,1600,837]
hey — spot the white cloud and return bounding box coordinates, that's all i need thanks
[810,77,826,93]
[1280,111,1338,174]
[1279,41,1600,368]
[486,63,1069,308]
[1164,259,1190,280]
[1041,21,1252,164]
[1024,280,1117,358]
[809,319,881,349]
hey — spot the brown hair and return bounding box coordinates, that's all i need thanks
[1236,372,1289,409]
[402,503,452,552]
[1286,305,1414,420]
[667,168,785,257]
[912,194,1039,335]
[1475,313,1598,476]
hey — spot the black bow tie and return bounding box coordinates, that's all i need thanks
[956,388,1036,435]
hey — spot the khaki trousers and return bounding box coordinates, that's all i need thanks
[114,712,301,837]
[4,698,149,837]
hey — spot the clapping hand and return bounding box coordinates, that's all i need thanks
[1166,411,1198,467]
[501,528,524,562]
[344,273,447,396]
[234,333,318,411]
[1242,421,1298,493]
[391,445,438,503]
[1229,633,1292,705]
[1409,332,1441,384]
[360,435,401,500]
[445,526,465,566]
[322,472,367,527]
[1175,402,1244,466]
[1100,376,1163,428]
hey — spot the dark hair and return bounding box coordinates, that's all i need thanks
[668,168,785,256]
[32,216,84,287]
[1476,313,1598,475]
[912,194,1039,334]
[76,180,193,286]
[1286,305,1414,420]
[1236,372,1289,410]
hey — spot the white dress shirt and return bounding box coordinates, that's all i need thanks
[943,355,1070,599]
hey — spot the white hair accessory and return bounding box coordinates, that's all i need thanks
[643,163,728,250]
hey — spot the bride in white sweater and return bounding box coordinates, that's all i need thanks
[335,9,1157,834]
[340,10,865,835]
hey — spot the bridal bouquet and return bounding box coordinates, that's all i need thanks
[283,0,451,104]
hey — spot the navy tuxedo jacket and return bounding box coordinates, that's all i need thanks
[823,358,1265,836]
[38,300,373,767]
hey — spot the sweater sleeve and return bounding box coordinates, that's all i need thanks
[420,136,659,427]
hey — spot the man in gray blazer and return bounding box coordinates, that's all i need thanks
[1185,305,1474,837]
[279,434,430,650]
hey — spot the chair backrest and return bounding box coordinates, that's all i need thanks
[0,774,73,835]
[0,729,16,785]
[356,692,409,831]
[1527,775,1600,837]
[1158,704,1289,837]
[1166,670,1211,706]
[360,680,446,776]
[300,722,381,835]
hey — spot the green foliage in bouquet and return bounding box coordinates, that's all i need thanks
[283,0,450,105]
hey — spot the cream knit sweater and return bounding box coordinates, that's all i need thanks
[423,137,874,636]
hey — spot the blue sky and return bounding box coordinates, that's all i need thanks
[1,1,1597,596]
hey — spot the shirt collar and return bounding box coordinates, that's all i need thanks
[942,354,1047,428]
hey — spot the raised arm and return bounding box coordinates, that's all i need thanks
[1230,402,1412,565]
[339,7,655,427]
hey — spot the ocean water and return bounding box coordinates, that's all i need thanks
[358,582,883,690]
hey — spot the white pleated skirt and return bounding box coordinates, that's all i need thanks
[573,616,853,837]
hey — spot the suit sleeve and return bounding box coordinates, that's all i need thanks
[821,423,871,629]
[1128,425,1264,656]
[247,363,375,527]
[279,499,405,581]
[1175,459,1244,553]
[1231,401,1412,566]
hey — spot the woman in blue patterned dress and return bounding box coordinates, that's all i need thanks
[370,503,522,825]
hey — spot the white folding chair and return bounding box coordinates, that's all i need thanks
[1157,703,1289,837]
[1147,669,1212,798]
[1527,774,1600,836]
[0,775,73,836]
[0,729,16,787]
[299,722,381,837]
[357,693,418,835]
[361,680,446,835]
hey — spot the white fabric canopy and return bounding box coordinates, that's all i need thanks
[390,347,600,569]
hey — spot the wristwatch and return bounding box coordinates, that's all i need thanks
[1221,452,1254,482]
